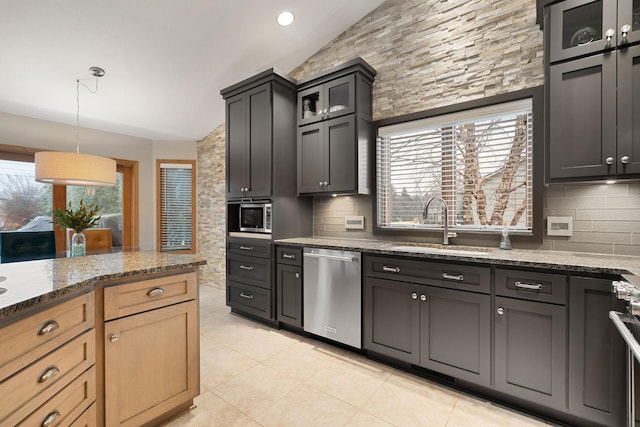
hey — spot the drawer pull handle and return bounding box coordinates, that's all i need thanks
[239,264,254,271]
[515,281,543,291]
[239,246,254,251]
[442,272,464,281]
[38,366,60,383]
[283,253,296,259]
[382,265,400,273]
[147,287,165,297]
[239,292,254,299]
[38,320,60,336]
[411,292,418,300]
[42,410,61,427]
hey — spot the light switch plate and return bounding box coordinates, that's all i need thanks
[345,216,365,230]
[547,216,573,236]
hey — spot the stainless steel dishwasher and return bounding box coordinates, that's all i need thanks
[303,247,362,349]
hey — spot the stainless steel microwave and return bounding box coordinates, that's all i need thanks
[239,203,272,233]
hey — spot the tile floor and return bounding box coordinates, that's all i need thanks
[163,285,553,426]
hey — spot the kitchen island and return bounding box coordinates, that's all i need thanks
[0,251,206,427]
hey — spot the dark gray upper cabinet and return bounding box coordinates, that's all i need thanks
[298,115,357,194]
[224,83,272,199]
[296,58,376,196]
[297,75,356,126]
[548,0,640,63]
[546,0,640,181]
[568,276,625,426]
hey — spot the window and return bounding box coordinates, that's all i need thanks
[1,144,139,252]
[157,160,196,253]
[375,88,543,235]
[0,158,52,231]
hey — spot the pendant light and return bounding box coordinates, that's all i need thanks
[35,66,116,186]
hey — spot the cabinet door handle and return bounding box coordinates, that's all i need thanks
[38,366,60,383]
[420,294,427,301]
[41,410,61,427]
[239,264,254,271]
[382,265,400,273]
[38,320,60,336]
[147,287,165,297]
[323,181,328,186]
[621,155,631,164]
[295,273,301,279]
[622,24,631,41]
[497,307,505,315]
[411,292,418,300]
[442,272,464,281]
[283,253,296,259]
[239,292,254,299]
[605,28,615,44]
[110,334,120,343]
[239,246,254,251]
[606,156,614,165]
[514,281,543,291]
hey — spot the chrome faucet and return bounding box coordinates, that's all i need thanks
[424,197,457,245]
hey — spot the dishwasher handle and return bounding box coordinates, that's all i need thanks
[303,252,357,262]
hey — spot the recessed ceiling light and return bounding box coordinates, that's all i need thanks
[277,11,294,27]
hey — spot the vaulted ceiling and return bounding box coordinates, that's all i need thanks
[0,0,385,140]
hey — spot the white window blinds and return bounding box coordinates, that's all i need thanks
[159,162,194,251]
[377,98,533,233]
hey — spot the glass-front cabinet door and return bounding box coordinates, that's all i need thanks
[619,0,640,46]
[549,0,617,63]
[297,75,355,126]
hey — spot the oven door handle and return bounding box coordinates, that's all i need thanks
[609,311,640,362]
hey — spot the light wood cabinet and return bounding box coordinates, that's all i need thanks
[0,293,96,426]
[103,272,199,427]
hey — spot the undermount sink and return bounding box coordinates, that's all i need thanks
[390,245,493,257]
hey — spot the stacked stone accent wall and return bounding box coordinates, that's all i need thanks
[197,124,226,288]
[196,0,640,279]
[288,0,543,121]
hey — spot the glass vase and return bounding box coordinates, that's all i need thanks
[71,231,86,257]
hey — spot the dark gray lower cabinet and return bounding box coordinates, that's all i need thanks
[494,296,567,411]
[420,286,490,385]
[276,263,302,327]
[568,276,625,426]
[364,277,490,386]
[364,277,420,365]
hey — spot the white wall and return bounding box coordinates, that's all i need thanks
[0,112,196,250]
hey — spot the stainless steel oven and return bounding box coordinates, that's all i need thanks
[610,278,640,427]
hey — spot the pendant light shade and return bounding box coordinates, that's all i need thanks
[35,151,116,186]
[34,66,117,187]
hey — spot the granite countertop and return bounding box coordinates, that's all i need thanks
[275,237,640,277]
[0,251,206,321]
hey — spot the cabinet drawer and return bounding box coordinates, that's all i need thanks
[0,330,95,423]
[0,292,94,384]
[69,402,96,427]
[364,255,490,294]
[104,272,197,320]
[227,239,272,258]
[13,366,95,427]
[276,246,302,266]
[495,269,567,305]
[227,254,272,289]
[227,281,272,319]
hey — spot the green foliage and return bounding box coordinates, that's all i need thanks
[52,199,101,232]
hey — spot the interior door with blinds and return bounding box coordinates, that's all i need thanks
[157,160,196,253]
